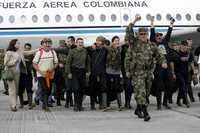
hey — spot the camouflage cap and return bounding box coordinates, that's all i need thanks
[138,27,148,33]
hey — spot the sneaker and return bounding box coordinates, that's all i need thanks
[11,107,17,112]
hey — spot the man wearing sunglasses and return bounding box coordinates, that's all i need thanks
[125,15,167,122]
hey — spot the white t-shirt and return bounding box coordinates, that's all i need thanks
[198,55,200,64]
[32,49,58,77]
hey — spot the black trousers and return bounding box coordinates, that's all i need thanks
[18,73,33,96]
[71,68,86,109]
[37,77,52,109]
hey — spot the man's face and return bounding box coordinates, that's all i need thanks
[96,39,103,47]
[155,34,163,43]
[67,38,75,46]
[113,38,120,46]
[138,32,148,42]
[76,39,84,47]
[187,39,192,50]
[180,45,187,52]
[43,41,52,50]
[24,45,31,51]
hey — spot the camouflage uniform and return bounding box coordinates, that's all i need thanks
[125,23,165,106]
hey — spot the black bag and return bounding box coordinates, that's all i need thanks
[2,67,14,81]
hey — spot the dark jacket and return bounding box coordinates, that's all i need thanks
[87,46,107,75]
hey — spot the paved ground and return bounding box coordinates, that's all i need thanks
[0,81,200,133]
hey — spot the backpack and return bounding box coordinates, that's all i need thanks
[37,48,55,64]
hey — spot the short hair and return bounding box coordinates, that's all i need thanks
[76,37,83,41]
[180,40,188,46]
[111,36,120,43]
[96,36,105,42]
[24,43,32,48]
[67,36,75,42]
[41,38,52,44]
[104,39,111,46]
[7,39,18,51]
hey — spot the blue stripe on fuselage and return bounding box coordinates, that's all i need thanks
[0,27,178,36]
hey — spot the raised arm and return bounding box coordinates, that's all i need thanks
[163,17,175,47]
[125,15,141,46]
[150,16,156,42]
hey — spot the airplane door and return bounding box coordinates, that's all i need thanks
[120,8,132,27]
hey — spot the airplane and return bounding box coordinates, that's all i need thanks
[0,0,200,48]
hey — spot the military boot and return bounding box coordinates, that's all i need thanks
[134,104,144,118]
[142,105,151,122]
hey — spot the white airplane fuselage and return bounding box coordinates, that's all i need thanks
[0,0,199,47]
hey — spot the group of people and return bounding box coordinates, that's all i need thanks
[0,15,200,122]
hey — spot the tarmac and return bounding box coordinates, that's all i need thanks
[0,81,200,133]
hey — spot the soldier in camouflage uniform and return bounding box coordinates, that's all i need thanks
[125,15,167,121]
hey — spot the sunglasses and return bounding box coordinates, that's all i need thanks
[139,33,147,36]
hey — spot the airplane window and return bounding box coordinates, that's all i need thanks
[123,14,129,21]
[111,14,117,22]
[9,15,15,23]
[156,14,162,21]
[185,14,191,21]
[196,14,200,21]
[100,14,106,22]
[89,14,94,22]
[55,15,61,23]
[166,14,171,21]
[78,14,84,22]
[176,14,182,21]
[32,15,38,23]
[20,15,27,23]
[66,15,72,22]
[0,16,3,24]
[146,14,151,21]
[43,15,49,23]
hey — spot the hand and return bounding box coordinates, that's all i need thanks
[126,72,131,78]
[133,14,141,23]
[68,73,72,79]
[59,63,64,68]
[161,63,168,69]
[86,72,90,77]
[172,73,176,80]
[150,16,154,26]
[170,17,175,25]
